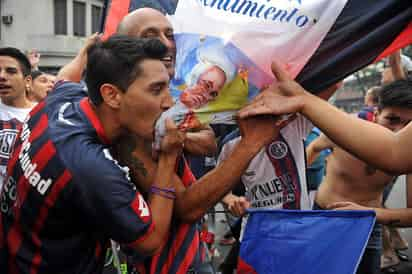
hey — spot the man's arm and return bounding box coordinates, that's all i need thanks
[174,115,278,223]
[386,50,407,83]
[239,62,412,174]
[184,125,217,156]
[115,115,280,223]
[329,201,412,227]
[306,134,333,166]
[126,119,184,255]
[328,174,412,228]
[57,33,100,82]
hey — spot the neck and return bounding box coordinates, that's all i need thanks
[92,103,124,142]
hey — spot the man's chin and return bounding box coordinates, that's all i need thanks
[0,94,13,104]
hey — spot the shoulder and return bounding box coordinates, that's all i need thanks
[47,81,88,104]
[57,137,131,188]
[219,129,241,151]
[218,130,241,162]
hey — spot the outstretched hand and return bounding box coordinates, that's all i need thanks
[238,62,308,119]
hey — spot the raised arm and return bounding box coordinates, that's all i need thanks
[115,115,280,223]
[329,174,412,227]
[57,33,100,82]
[126,119,185,255]
[306,134,333,166]
[174,115,279,222]
[184,125,217,156]
[387,50,407,82]
[239,62,412,174]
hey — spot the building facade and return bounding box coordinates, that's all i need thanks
[0,0,104,72]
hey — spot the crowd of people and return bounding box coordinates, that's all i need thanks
[0,6,411,274]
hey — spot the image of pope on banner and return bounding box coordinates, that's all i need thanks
[154,35,254,150]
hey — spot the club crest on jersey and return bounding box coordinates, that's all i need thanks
[268,141,288,159]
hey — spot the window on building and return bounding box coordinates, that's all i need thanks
[73,1,86,37]
[54,0,67,35]
[91,5,103,34]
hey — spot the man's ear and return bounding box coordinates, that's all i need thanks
[24,76,32,92]
[24,75,33,87]
[100,83,122,109]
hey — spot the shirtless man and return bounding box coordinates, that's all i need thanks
[306,80,412,274]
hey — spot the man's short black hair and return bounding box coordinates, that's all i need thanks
[31,70,44,80]
[378,79,412,110]
[85,35,167,105]
[0,47,31,76]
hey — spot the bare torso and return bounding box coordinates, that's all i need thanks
[316,146,395,208]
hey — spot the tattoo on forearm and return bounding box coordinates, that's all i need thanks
[113,134,148,178]
[129,156,148,178]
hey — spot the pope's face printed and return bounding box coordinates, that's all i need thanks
[180,65,226,109]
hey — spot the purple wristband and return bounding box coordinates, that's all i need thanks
[150,186,176,200]
[151,185,176,194]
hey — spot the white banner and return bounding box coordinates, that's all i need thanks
[154,0,348,149]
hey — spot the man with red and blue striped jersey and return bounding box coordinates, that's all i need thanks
[0,35,185,274]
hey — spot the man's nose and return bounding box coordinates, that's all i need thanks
[161,92,174,110]
[159,34,175,51]
[0,70,7,80]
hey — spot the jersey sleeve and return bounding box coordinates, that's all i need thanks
[71,147,154,245]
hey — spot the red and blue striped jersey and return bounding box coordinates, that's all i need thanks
[358,106,375,122]
[0,81,154,274]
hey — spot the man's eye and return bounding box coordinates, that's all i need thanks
[166,34,175,41]
[210,91,218,97]
[143,32,158,38]
[6,68,17,74]
[151,86,163,95]
[386,117,400,123]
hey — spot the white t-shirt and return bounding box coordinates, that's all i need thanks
[0,101,33,189]
[218,114,313,238]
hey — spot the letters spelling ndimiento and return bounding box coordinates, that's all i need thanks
[200,0,310,28]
